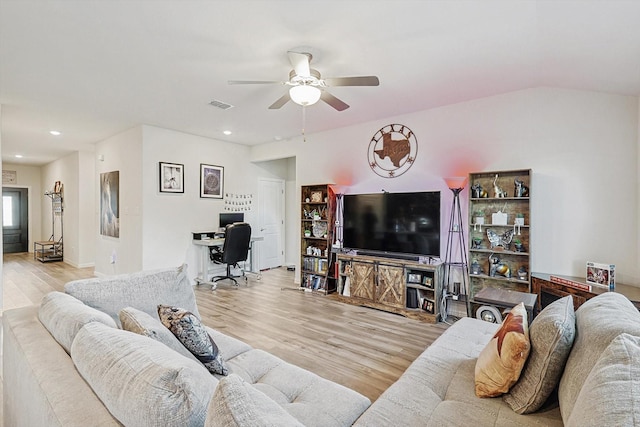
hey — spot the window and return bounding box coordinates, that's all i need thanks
[3,196,13,227]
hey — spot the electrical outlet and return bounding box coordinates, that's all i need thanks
[110,250,117,264]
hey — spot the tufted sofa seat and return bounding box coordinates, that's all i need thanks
[2,265,370,427]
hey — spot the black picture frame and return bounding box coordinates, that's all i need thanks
[200,164,224,199]
[159,162,184,193]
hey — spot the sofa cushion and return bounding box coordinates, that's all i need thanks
[71,322,216,427]
[566,333,640,427]
[475,302,530,398]
[353,317,562,427]
[504,295,575,414]
[65,264,199,326]
[119,306,200,363]
[228,348,370,427]
[158,304,228,375]
[38,291,117,354]
[206,373,304,427]
[558,292,640,424]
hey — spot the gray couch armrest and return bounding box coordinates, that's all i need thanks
[3,306,121,427]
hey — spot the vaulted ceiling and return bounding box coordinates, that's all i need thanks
[2,1,640,166]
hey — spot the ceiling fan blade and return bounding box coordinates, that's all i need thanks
[228,80,282,85]
[320,90,349,111]
[287,51,311,77]
[268,92,291,109]
[323,76,380,87]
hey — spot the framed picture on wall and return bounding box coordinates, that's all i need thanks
[159,162,184,193]
[200,164,224,199]
[100,171,119,238]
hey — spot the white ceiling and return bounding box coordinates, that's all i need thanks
[2,0,640,166]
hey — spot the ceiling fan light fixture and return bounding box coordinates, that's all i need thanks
[289,85,321,106]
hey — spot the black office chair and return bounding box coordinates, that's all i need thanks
[210,222,252,286]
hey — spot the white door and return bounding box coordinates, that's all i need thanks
[258,178,285,270]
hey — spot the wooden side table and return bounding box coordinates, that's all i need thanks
[532,272,640,311]
[473,287,538,322]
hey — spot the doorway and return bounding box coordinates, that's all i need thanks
[3,187,29,253]
[258,178,285,270]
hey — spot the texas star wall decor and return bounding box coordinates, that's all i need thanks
[367,124,417,178]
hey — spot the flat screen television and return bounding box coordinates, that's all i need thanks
[342,191,440,259]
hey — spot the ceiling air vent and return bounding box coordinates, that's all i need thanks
[209,99,234,110]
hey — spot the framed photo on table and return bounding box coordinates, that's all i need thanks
[159,162,184,193]
[200,164,224,199]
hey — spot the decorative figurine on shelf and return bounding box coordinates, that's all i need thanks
[513,239,525,252]
[517,266,528,280]
[471,183,488,198]
[513,213,524,236]
[473,210,485,231]
[343,264,352,296]
[514,179,529,198]
[489,254,511,278]
[471,259,482,275]
[487,228,514,250]
[493,174,508,198]
[472,237,483,249]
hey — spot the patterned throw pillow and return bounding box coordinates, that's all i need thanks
[475,302,531,398]
[158,304,229,375]
[119,306,201,363]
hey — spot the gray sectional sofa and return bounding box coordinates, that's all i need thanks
[3,265,640,426]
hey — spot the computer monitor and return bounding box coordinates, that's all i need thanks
[219,212,244,229]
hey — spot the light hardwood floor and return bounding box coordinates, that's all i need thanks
[2,253,448,401]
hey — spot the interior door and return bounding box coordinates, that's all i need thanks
[258,178,285,270]
[3,187,29,253]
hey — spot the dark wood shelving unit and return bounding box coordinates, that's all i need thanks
[468,169,532,317]
[300,184,336,293]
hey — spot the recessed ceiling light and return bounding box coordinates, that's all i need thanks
[15,154,23,158]
[223,130,232,136]
[50,130,61,136]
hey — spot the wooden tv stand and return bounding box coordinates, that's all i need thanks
[334,253,443,323]
[532,272,640,311]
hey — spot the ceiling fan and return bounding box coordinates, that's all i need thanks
[228,51,379,111]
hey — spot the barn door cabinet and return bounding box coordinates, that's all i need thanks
[336,253,442,323]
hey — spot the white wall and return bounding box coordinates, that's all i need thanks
[2,162,42,251]
[1,105,3,309]
[252,88,640,284]
[77,151,96,267]
[94,127,143,275]
[41,151,96,268]
[139,125,291,281]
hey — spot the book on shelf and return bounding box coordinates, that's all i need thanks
[549,275,592,292]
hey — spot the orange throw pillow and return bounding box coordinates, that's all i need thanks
[475,302,530,398]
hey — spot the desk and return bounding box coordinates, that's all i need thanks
[193,236,263,288]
